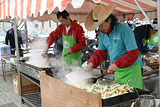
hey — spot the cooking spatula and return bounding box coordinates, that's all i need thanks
[86,74,106,84]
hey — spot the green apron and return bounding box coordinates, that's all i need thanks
[139,33,158,56]
[114,64,142,89]
[62,32,82,67]
[139,38,148,56]
[148,33,158,46]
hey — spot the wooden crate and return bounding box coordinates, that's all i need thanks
[40,73,102,107]
[12,73,39,95]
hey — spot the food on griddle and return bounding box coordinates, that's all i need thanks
[85,83,134,99]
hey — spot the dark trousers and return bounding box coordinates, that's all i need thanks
[11,49,23,57]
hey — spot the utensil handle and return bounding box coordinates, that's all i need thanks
[130,102,135,107]
[97,74,105,79]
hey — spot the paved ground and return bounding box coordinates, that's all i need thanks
[0,63,30,107]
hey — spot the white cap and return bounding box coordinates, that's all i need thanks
[152,24,158,30]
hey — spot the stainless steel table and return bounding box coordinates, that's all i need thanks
[0,54,17,81]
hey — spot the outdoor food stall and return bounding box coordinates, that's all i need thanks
[16,56,150,107]
[0,0,159,107]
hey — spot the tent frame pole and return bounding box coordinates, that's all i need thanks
[158,0,160,94]
[134,0,152,25]
[13,18,20,61]
[13,18,23,100]
[24,21,28,50]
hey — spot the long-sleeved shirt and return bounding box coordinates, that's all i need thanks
[46,21,86,53]
[88,22,141,68]
[134,24,151,54]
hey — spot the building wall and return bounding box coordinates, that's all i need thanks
[0,20,58,34]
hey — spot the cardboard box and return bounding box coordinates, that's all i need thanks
[12,73,39,95]
[0,44,11,56]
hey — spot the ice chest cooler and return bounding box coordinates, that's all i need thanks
[0,44,11,56]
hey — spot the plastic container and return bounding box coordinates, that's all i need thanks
[0,44,11,56]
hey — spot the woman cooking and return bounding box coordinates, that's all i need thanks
[85,4,142,89]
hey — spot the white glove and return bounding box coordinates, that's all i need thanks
[85,62,94,72]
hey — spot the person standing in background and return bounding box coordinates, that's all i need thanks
[134,24,158,57]
[148,18,158,53]
[5,28,23,57]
